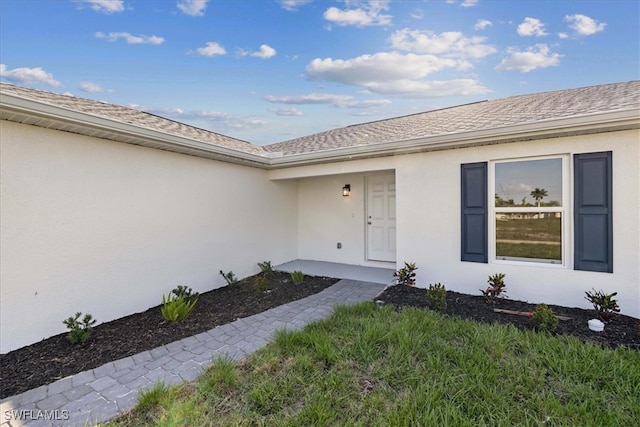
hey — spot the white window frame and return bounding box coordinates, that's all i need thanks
[488,155,571,268]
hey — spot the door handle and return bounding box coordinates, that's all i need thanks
[367,221,372,225]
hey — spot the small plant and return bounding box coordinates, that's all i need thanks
[255,275,267,293]
[426,283,447,313]
[481,273,507,304]
[584,289,620,323]
[171,285,198,301]
[161,289,198,322]
[531,303,558,332]
[394,262,418,286]
[220,270,239,286]
[63,312,96,344]
[257,261,274,278]
[290,270,304,285]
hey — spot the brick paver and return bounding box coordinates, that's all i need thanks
[0,279,387,426]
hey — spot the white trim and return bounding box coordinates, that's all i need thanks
[489,155,570,268]
[268,109,639,168]
[2,91,638,170]
[0,93,271,168]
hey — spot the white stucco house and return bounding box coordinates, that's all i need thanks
[1,80,639,353]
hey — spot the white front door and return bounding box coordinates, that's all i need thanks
[366,174,396,262]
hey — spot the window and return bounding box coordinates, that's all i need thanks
[461,151,612,272]
[493,157,566,265]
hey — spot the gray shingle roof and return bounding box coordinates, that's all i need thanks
[263,80,640,156]
[0,82,267,156]
[2,80,638,160]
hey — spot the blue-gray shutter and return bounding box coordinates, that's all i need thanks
[461,162,488,263]
[574,151,613,272]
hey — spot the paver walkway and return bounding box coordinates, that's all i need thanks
[0,279,388,427]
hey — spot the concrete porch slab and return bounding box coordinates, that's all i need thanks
[275,260,395,285]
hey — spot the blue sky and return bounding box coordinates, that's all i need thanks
[495,158,562,205]
[1,0,638,145]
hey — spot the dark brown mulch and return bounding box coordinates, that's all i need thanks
[0,272,339,399]
[376,284,640,351]
[3,276,639,401]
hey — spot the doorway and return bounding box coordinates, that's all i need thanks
[366,174,396,262]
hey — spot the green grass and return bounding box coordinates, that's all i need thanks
[496,216,561,242]
[496,242,561,260]
[108,303,640,427]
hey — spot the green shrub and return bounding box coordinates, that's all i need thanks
[393,262,418,286]
[531,303,558,332]
[481,273,507,304]
[220,270,239,286]
[426,283,447,313]
[171,285,198,301]
[63,312,96,344]
[255,275,267,293]
[291,270,304,285]
[584,289,620,323]
[161,291,198,322]
[257,261,274,278]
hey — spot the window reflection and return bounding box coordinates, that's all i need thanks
[495,158,562,207]
[495,213,562,263]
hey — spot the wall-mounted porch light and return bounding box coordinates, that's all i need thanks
[342,184,351,197]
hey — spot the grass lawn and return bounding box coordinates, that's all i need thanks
[108,303,640,426]
[496,242,561,260]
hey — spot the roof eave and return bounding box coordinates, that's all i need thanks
[268,108,640,168]
[2,91,638,171]
[0,92,272,169]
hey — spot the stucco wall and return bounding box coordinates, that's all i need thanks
[296,171,395,267]
[278,130,639,318]
[0,122,298,353]
[395,130,639,317]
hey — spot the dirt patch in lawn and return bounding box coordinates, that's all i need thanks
[377,284,640,351]
[0,272,338,399]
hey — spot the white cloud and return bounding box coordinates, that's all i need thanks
[324,0,392,27]
[305,52,489,97]
[446,0,478,7]
[517,17,548,37]
[474,19,492,30]
[564,14,606,36]
[264,93,391,108]
[344,99,393,108]
[75,0,124,14]
[411,9,424,20]
[307,52,460,86]
[390,29,497,59]
[139,105,266,131]
[277,0,313,11]
[177,0,209,16]
[363,79,490,97]
[0,64,61,87]
[269,107,304,116]
[195,111,266,129]
[495,44,561,73]
[239,44,277,59]
[558,32,569,39]
[95,32,164,45]
[265,93,353,105]
[195,42,226,57]
[78,82,112,93]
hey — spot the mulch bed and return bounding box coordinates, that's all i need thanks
[377,284,640,351]
[0,272,338,399]
[2,275,638,400]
